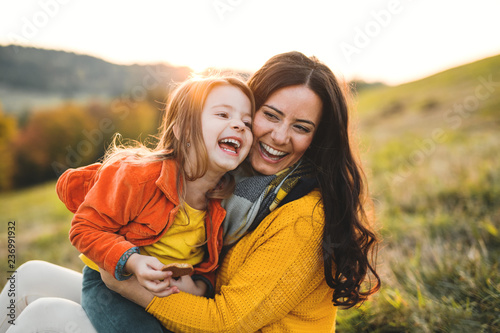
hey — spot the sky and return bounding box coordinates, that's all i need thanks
[1,0,500,85]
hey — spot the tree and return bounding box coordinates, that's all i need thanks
[12,103,97,187]
[0,105,17,190]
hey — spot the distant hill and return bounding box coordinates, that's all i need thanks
[355,53,500,142]
[0,45,192,113]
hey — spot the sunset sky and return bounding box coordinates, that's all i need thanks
[1,0,500,85]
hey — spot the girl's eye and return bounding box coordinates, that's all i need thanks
[216,112,228,118]
[244,120,252,129]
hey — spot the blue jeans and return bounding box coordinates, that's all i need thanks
[82,266,173,333]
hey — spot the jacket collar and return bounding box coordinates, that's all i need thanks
[155,159,182,206]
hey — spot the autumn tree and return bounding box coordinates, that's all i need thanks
[0,105,17,191]
[12,103,97,187]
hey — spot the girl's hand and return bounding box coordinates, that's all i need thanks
[124,253,175,296]
[170,275,208,296]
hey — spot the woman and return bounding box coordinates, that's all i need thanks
[0,51,380,332]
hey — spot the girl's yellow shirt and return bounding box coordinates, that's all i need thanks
[140,203,206,266]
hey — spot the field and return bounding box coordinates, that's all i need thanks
[1,55,499,331]
[336,55,500,332]
[0,182,82,281]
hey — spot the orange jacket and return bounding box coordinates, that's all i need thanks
[56,157,225,284]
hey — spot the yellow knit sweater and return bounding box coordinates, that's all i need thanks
[146,190,337,332]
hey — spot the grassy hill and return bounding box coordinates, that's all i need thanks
[341,55,500,331]
[0,55,499,331]
[356,54,500,140]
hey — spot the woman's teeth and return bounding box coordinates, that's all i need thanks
[261,142,286,159]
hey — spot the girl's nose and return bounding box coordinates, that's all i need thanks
[231,119,245,131]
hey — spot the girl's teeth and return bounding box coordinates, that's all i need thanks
[220,138,240,148]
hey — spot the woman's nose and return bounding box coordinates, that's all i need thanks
[270,125,289,145]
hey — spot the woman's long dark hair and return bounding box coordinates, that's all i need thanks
[247,51,380,308]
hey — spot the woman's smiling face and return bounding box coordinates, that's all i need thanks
[248,85,323,175]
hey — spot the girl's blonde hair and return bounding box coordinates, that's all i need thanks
[102,74,255,201]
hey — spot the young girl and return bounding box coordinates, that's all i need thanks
[56,75,254,332]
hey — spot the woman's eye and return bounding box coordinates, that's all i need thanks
[294,125,311,133]
[264,111,279,121]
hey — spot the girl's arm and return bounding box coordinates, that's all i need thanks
[69,160,165,280]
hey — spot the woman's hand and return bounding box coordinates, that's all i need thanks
[100,269,179,308]
[170,275,208,297]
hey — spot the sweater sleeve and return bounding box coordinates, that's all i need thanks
[146,198,326,332]
[69,160,152,279]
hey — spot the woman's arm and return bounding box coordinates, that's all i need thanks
[100,268,179,305]
[122,196,327,332]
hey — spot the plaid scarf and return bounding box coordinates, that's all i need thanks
[222,158,316,245]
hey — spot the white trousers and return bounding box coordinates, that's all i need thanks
[0,261,96,333]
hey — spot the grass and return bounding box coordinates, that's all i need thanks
[0,182,82,284]
[335,54,500,332]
